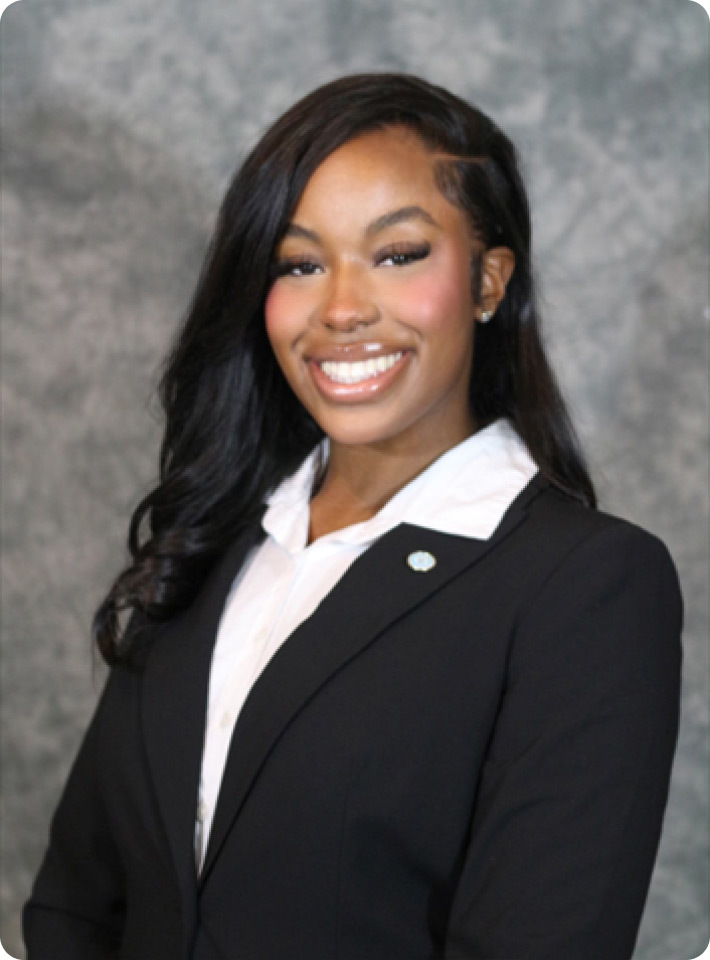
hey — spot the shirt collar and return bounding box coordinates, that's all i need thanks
[262,419,538,554]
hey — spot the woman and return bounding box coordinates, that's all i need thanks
[24,73,682,960]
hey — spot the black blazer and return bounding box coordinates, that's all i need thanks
[24,476,683,960]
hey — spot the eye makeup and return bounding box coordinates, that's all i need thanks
[270,241,432,279]
[375,241,431,267]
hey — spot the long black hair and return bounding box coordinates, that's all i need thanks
[94,72,596,665]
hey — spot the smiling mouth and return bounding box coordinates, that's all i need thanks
[318,352,403,385]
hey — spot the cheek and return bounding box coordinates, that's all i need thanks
[386,265,472,332]
[263,283,305,345]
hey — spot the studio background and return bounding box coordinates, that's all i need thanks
[1,0,707,957]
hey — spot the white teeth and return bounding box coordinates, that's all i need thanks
[319,352,403,384]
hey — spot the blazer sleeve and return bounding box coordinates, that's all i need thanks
[23,671,126,960]
[443,521,683,960]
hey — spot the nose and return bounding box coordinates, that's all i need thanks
[317,264,380,332]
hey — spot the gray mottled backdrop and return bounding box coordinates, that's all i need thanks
[1,0,708,957]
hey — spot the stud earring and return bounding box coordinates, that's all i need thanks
[480,309,494,323]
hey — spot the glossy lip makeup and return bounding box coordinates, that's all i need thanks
[306,342,412,402]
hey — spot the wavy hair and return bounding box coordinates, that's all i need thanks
[94,72,596,664]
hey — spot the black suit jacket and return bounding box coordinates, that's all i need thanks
[24,477,683,960]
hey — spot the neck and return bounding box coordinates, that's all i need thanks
[308,415,476,541]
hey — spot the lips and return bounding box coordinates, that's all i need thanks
[307,347,411,401]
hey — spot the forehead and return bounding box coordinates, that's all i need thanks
[291,127,462,225]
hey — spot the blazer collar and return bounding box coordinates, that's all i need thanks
[197,474,547,886]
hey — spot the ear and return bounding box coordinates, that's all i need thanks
[477,246,515,321]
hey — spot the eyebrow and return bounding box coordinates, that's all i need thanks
[281,205,440,244]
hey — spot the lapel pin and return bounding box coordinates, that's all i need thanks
[406,550,437,573]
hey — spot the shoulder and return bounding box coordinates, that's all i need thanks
[503,478,683,681]
[490,477,684,675]
[517,476,680,586]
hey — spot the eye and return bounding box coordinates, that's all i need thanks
[270,257,323,279]
[376,242,431,268]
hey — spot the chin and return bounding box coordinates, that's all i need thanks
[315,414,402,448]
[321,427,389,447]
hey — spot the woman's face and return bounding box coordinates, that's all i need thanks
[265,127,511,452]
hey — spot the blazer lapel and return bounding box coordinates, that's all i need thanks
[140,520,265,925]
[199,479,543,885]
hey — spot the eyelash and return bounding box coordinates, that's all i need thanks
[270,242,431,278]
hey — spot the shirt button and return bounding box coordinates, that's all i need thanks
[197,800,208,821]
[220,711,232,730]
[255,628,269,644]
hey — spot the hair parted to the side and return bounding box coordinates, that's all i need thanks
[93,72,596,665]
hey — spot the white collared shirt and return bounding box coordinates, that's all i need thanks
[195,419,538,870]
